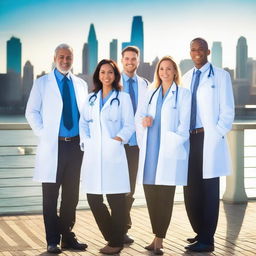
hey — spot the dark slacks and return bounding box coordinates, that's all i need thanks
[42,140,83,245]
[124,144,139,232]
[183,132,219,245]
[144,184,176,238]
[87,193,126,247]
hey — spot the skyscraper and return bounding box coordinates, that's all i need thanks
[211,42,222,68]
[236,36,248,79]
[82,43,89,75]
[87,24,98,75]
[110,39,118,62]
[23,61,34,105]
[7,36,22,74]
[130,16,144,62]
[122,16,144,62]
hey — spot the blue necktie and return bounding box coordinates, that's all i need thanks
[62,76,73,130]
[190,70,201,130]
[128,78,136,114]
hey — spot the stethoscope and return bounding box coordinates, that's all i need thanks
[207,64,214,78]
[148,83,179,110]
[89,90,120,107]
[87,90,120,122]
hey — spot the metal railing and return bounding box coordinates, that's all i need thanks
[0,122,255,215]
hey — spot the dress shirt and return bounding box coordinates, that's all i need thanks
[54,68,79,137]
[190,62,211,129]
[122,73,138,146]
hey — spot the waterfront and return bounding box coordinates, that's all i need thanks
[0,116,256,215]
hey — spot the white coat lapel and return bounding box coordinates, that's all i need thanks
[148,87,160,118]
[48,71,62,100]
[70,73,83,112]
[162,82,176,109]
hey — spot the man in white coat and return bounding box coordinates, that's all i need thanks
[120,46,148,244]
[26,44,88,254]
[182,38,234,252]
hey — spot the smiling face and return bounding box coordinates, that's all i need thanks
[54,48,73,75]
[190,39,210,69]
[158,60,176,86]
[121,50,139,76]
[99,63,115,89]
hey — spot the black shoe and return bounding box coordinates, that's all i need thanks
[185,241,214,252]
[61,232,87,251]
[154,248,164,255]
[47,244,62,254]
[187,236,198,244]
[123,233,134,244]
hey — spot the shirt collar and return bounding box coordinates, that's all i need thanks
[54,68,71,81]
[122,72,137,83]
[193,62,210,74]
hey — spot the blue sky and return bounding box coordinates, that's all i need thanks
[0,0,255,76]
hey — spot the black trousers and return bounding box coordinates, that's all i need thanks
[183,132,219,245]
[87,193,126,247]
[144,184,176,238]
[42,140,83,245]
[124,144,139,232]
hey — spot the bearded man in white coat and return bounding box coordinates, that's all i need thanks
[120,46,148,244]
[182,38,234,253]
[26,44,88,254]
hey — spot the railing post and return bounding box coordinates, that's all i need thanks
[223,125,248,203]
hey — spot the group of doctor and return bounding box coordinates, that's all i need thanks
[26,37,234,255]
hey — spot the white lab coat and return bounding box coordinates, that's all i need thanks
[79,90,135,194]
[182,64,234,178]
[25,70,88,182]
[136,83,191,186]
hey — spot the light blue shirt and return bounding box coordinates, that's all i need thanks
[191,62,210,129]
[122,73,138,146]
[100,90,113,110]
[143,86,171,184]
[54,68,79,137]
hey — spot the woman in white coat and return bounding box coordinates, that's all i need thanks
[136,56,191,255]
[79,59,135,255]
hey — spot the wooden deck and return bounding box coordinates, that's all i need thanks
[0,201,255,256]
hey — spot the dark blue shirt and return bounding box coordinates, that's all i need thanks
[54,68,79,137]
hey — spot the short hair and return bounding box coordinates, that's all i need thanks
[121,46,140,57]
[93,59,121,93]
[152,56,181,88]
[54,43,73,57]
[190,37,209,50]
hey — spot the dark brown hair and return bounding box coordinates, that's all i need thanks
[93,59,121,93]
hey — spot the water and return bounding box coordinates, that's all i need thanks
[0,115,256,214]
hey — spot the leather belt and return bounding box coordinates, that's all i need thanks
[190,127,204,134]
[58,135,79,142]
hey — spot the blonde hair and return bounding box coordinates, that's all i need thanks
[152,56,181,88]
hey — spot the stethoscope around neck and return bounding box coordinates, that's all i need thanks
[148,83,179,109]
[89,90,120,107]
[87,90,120,122]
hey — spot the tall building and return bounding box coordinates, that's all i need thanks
[82,43,89,75]
[87,24,98,75]
[23,61,34,105]
[122,16,144,62]
[110,39,118,62]
[179,59,194,75]
[130,16,144,62]
[236,36,248,79]
[211,42,222,68]
[7,36,22,74]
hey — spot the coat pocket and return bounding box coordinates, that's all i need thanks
[103,138,123,163]
[164,131,187,160]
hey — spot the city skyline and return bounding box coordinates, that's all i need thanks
[0,0,256,76]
